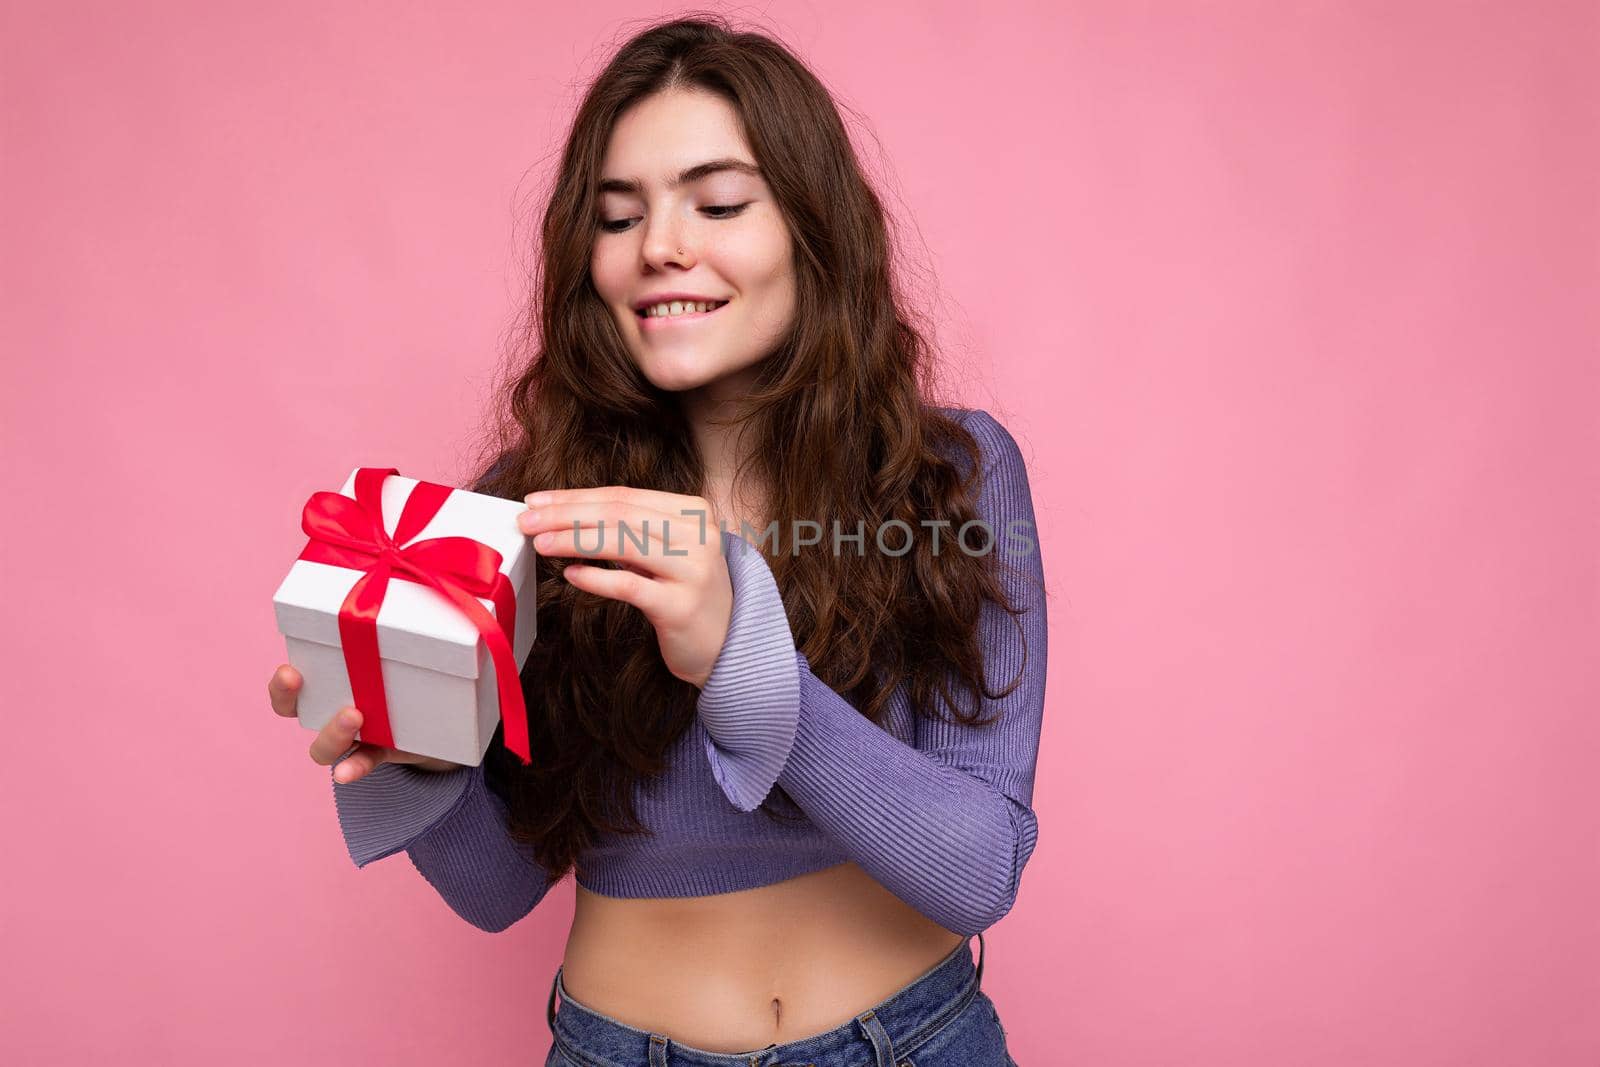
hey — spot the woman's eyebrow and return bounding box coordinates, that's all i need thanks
[598,158,762,196]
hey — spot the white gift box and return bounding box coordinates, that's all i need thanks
[271,468,536,767]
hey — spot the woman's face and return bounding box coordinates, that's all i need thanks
[590,89,796,402]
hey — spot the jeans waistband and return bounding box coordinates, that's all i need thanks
[546,932,985,1067]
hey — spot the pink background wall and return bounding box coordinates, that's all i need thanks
[4,2,1596,1063]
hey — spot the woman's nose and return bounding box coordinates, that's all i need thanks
[640,221,692,267]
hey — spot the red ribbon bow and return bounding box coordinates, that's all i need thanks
[296,467,531,765]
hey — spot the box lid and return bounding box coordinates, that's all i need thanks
[271,467,536,679]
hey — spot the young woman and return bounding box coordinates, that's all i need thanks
[269,16,1046,1067]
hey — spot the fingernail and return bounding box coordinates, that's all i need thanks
[527,492,551,506]
[340,709,359,728]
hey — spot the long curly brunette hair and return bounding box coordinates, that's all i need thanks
[467,13,1035,889]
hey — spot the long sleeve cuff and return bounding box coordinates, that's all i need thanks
[330,758,477,868]
[774,659,1040,936]
[695,529,801,812]
[402,763,554,933]
[331,756,554,933]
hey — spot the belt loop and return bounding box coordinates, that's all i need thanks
[975,931,986,987]
[856,1008,899,1067]
[648,1032,670,1066]
[546,966,560,1034]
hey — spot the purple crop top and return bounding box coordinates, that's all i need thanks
[329,407,1048,938]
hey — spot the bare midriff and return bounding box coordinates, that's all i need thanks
[559,860,967,1054]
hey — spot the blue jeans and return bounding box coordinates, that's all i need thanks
[543,932,1017,1066]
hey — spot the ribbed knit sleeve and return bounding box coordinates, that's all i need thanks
[330,759,474,869]
[330,748,555,933]
[696,409,1048,936]
[695,530,802,812]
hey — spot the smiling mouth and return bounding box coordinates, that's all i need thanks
[634,300,730,321]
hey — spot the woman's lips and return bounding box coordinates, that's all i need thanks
[636,300,729,331]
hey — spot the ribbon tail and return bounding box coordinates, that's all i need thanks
[339,564,397,750]
[433,582,532,765]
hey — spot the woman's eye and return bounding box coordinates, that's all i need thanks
[597,203,750,233]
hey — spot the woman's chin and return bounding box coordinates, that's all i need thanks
[640,367,715,394]
[631,349,767,399]
[635,356,727,394]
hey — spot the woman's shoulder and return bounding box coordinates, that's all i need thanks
[927,405,1028,479]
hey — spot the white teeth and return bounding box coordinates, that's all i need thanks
[641,299,727,318]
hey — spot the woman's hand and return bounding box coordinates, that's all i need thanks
[268,664,465,783]
[519,486,732,690]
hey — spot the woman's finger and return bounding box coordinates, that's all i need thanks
[331,742,388,784]
[533,528,678,576]
[268,664,302,717]
[521,500,702,548]
[561,560,666,618]
[528,508,697,577]
[525,485,710,522]
[309,706,367,766]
